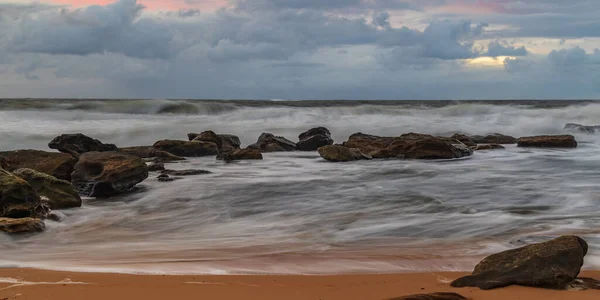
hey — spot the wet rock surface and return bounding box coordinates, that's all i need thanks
[13,168,82,209]
[153,140,219,157]
[48,133,118,157]
[517,135,578,148]
[0,150,76,181]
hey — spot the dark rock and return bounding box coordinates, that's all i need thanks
[297,127,334,151]
[147,162,165,172]
[0,157,6,169]
[153,140,219,157]
[0,150,76,181]
[219,134,242,152]
[48,211,66,222]
[12,168,82,209]
[191,130,223,150]
[119,146,185,162]
[471,144,505,151]
[0,217,45,234]
[564,123,600,134]
[160,169,211,176]
[451,235,588,290]
[0,168,44,218]
[157,174,181,182]
[451,134,477,147]
[318,145,371,162]
[48,133,118,157]
[217,148,263,161]
[248,133,297,152]
[389,292,467,300]
[71,152,149,197]
[471,133,517,144]
[517,135,578,148]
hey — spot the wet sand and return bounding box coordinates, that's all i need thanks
[0,269,599,300]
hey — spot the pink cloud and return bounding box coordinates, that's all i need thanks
[47,0,227,11]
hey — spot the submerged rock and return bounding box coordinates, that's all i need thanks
[48,133,118,157]
[451,134,477,147]
[0,150,76,181]
[471,133,517,144]
[12,168,81,209]
[390,293,467,300]
[71,152,149,197]
[0,217,45,234]
[318,145,371,162]
[471,144,505,151]
[248,133,297,152]
[160,169,211,176]
[564,123,600,134]
[119,146,185,162]
[153,140,219,157]
[147,162,165,172]
[297,127,334,151]
[157,174,182,182]
[0,168,44,218]
[217,148,263,162]
[517,135,578,148]
[451,235,588,290]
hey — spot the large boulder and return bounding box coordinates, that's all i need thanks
[0,168,43,218]
[0,150,76,181]
[390,293,467,300]
[517,135,578,148]
[217,148,263,162]
[318,145,371,162]
[0,217,45,234]
[191,131,223,150]
[119,146,185,162]
[12,168,81,209]
[564,123,600,134]
[451,134,477,147]
[71,152,149,197]
[451,235,588,290]
[297,127,334,151]
[219,134,242,152]
[48,133,118,157]
[248,133,297,152]
[153,140,219,157]
[471,133,517,144]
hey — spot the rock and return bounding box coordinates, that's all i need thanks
[248,133,297,152]
[119,146,185,162]
[0,157,6,169]
[153,140,219,157]
[157,174,180,182]
[297,127,334,151]
[191,131,223,150]
[147,162,165,172]
[48,133,118,157]
[71,152,149,197]
[0,168,44,218]
[219,134,242,152]
[389,293,467,300]
[451,235,588,290]
[517,135,578,148]
[12,168,82,210]
[451,134,477,147]
[318,145,371,162]
[0,150,76,181]
[564,123,600,134]
[471,144,505,151]
[160,169,211,176]
[217,148,263,161]
[0,218,45,234]
[471,133,517,144]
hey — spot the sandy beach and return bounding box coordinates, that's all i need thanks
[0,269,597,300]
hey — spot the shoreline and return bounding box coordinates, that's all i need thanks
[1,269,599,300]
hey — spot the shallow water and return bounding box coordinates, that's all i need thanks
[1,99,600,274]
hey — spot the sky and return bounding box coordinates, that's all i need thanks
[1,0,600,99]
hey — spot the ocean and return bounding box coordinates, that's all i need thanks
[1,99,600,274]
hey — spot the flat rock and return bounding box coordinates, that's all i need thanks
[471,133,517,144]
[119,146,185,162]
[451,235,588,290]
[248,133,297,152]
[13,168,82,209]
[160,169,211,176]
[48,133,118,157]
[0,150,76,181]
[297,127,334,151]
[471,144,505,151]
[564,123,600,134]
[389,292,467,300]
[217,148,263,161]
[71,152,149,197]
[517,135,578,148]
[0,217,45,234]
[318,145,371,162]
[153,140,219,157]
[0,168,44,218]
[451,134,477,147]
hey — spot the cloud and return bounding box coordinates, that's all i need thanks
[485,41,527,57]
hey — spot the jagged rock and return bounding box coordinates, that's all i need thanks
[71,152,149,197]
[217,148,263,161]
[451,134,477,147]
[517,135,578,148]
[297,127,334,151]
[390,293,467,300]
[160,169,211,176]
[470,133,517,144]
[0,217,45,234]
[471,144,505,151]
[318,145,371,162]
[0,168,44,218]
[191,131,223,150]
[147,162,165,172]
[153,140,219,157]
[451,235,588,290]
[12,168,81,209]
[564,123,600,134]
[0,150,76,181]
[248,133,297,152]
[119,146,185,162]
[48,133,118,157]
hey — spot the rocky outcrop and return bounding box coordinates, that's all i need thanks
[343,133,473,160]
[12,168,82,209]
[517,135,578,148]
[48,133,118,157]
[318,145,371,162]
[153,140,219,157]
[564,123,600,134]
[248,133,297,152]
[71,152,149,197]
[0,217,45,234]
[0,150,76,181]
[119,146,185,162]
[471,133,517,144]
[451,235,588,290]
[0,168,43,218]
[217,148,263,161]
[390,293,467,300]
[219,134,242,152]
[451,134,477,147]
[160,169,211,176]
[297,127,334,151]
[471,144,505,151]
